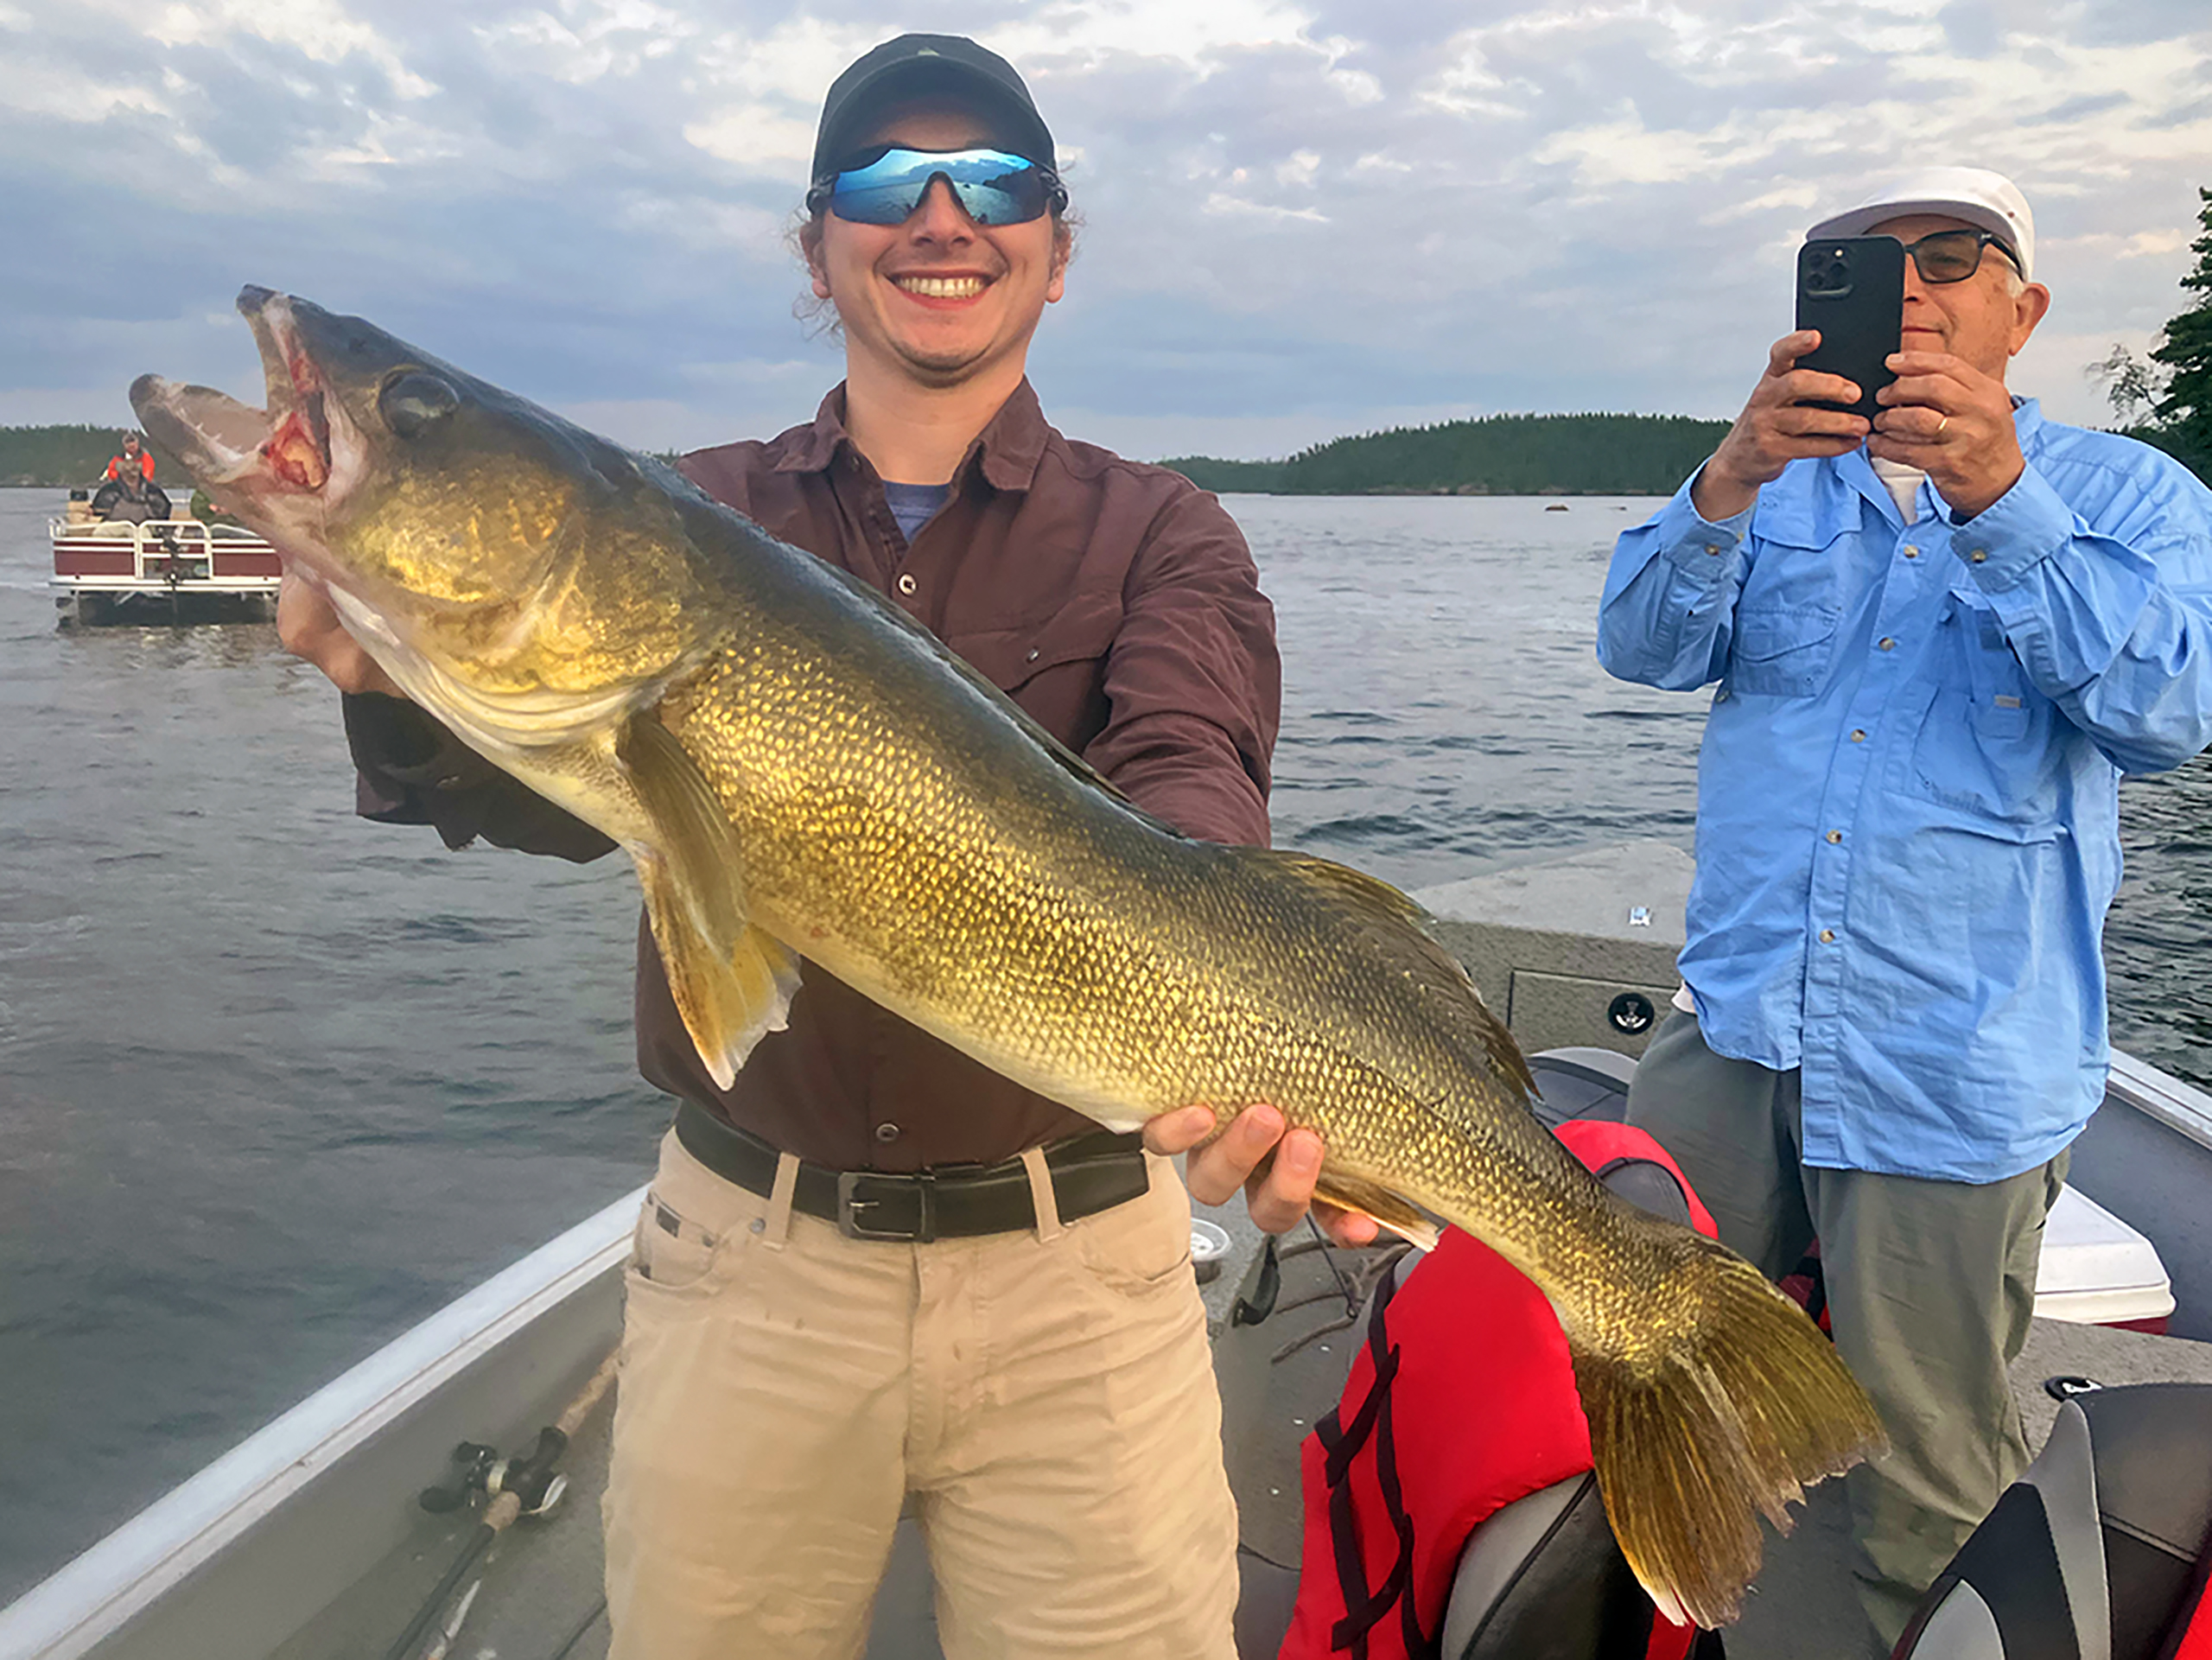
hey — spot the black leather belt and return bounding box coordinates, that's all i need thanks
[672,1100,1152,1243]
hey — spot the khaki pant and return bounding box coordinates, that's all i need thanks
[602,1129,1240,1660]
[1626,1013,2066,1657]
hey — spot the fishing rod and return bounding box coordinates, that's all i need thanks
[382,1345,620,1660]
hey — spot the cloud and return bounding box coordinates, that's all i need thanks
[141,0,439,99]
[1,0,2206,454]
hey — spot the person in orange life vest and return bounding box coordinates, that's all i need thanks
[105,432,155,483]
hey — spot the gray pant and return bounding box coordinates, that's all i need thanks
[1624,1012,2067,1655]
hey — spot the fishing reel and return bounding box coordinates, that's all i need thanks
[418,1427,571,1518]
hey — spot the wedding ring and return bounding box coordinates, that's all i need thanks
[1936,416,1949,436]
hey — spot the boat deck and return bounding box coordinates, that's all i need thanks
[16,847,2211,1659]
[275,1215,2212,1660]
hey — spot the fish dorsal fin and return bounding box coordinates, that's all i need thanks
[615,713,799,1089]
[1271,852,1539,1103]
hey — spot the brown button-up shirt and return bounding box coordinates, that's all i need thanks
[347,378,1281,1170]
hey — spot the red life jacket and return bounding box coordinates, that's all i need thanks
[1278,1121,1713,1660]
[2171,1550,2212,1660]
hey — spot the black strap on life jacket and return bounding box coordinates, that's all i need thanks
[1314,1269,1435,1659]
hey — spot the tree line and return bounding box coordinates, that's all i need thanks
[1160,412,1733,497]
[0,425,185,487]
[2090,186,2212,481]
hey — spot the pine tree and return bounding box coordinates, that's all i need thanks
[2149,187,2212,477]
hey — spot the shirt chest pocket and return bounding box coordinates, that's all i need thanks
[1728,607,1843,698]
[1726,523,1855,698]
[941,597,1123,742]
[1897,595,2062,831]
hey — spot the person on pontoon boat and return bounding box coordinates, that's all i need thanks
[91,435,170,523]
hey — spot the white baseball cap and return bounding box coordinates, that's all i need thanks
[1805,167,2035,281]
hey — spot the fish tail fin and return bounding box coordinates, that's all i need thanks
[1568,1230,1886,1629]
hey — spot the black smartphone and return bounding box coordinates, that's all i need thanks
[1794,236,1904,423]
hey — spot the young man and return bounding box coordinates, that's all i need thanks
[282,33,1356,1657]
[1598,168,2212,1651]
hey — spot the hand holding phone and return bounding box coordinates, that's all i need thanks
[1688,245,1897,522]
[1795,237,1904,423]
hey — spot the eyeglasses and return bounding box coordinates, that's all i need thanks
[1898,229,2021,285]
[807,146,1066,228]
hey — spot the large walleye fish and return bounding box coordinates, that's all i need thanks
[135,287,1882,1628]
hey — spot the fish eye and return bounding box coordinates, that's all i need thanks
[380,370,461,438]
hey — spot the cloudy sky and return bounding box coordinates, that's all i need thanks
[4,0,2207,461]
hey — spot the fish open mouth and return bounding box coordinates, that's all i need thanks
[130,285,340,499]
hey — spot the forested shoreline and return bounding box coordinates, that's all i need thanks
[1160,412,1733,496]
[1162,407,2204,496]
[0,425,184,487]
[4,403,2199,499]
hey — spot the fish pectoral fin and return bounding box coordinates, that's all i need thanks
[617,714,799,1090]
[639,854,798,1090]
[1311,1170,1444,1253]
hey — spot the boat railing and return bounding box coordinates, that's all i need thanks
[49,517,276,590]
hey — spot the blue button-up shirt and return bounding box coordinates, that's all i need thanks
[1598,403,2212,1181]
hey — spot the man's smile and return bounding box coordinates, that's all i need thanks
[890,271,993,302]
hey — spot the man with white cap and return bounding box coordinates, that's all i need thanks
[1599,168,2212,1648]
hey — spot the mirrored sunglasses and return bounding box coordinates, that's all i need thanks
[1899,229,2022,285]
[809,146,1066,228]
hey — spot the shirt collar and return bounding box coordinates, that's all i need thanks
[1832,395,2044,527]
[1836,444,1900,526]
[772,378,1051,494]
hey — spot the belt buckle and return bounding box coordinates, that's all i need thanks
[836,1170,935,1243]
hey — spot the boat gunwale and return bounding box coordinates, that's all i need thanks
[0,1184,644,1659]
[2106,1050,2212,1154]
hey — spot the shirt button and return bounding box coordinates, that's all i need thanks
[1704,543,1721,556]
[874,1122,901,1143]
[1970,550,1988,563]
[1878,636,1897,651]
[1902,544,1919,558]
[896,572,917,596]
[1850,728,1867,742]
[1026,646,1040,662]
[1825,830,1842,844]
[1819,929,1836,944]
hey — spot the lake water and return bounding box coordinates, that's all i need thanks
[3,486,2209,1602]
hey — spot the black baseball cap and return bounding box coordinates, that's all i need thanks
[811,34,1057,183]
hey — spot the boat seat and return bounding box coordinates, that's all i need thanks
[1440,1469,1717,1658]
[1224,1124,1713,1659]
[1892,1382,2212,1660]
[1526,1047,1637,1129]
[1433,1146,1710,1660]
